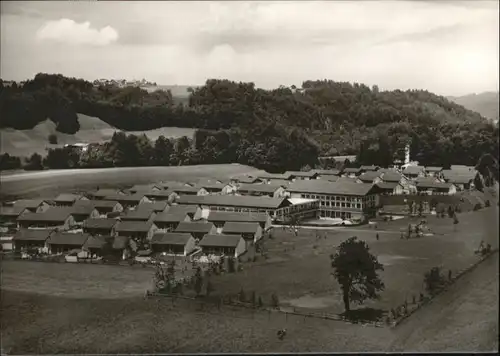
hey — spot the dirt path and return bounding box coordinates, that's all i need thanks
[389,252,499,352]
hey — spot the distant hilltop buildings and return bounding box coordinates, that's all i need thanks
[92,78,157,88]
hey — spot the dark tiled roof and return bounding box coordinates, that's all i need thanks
[129,184,162,192]
[415,176,441,184]
[48,232,90,246]
[0,206,27,217]
[104,194,147,203]
[151,232,192,245]
[175,221,214,233]
[83,218,118,230]
[238,184,284,194]
[207,211,268,223]
[177,195,289,209]
[360,165,380,171]
[375,182,400,190]
[17,209,72,222]
[90,189,124,198]
[320,176,340,182]
[257,172,293,180]
[13,229,53,241]
[445,176,474,184]
[425,166,443,172]
[166,205,198,215]
[194,179,227,190]
[54,194,84,203]
[171,186,203,194]
[342,167,361,173]
[154,212,187,223]
[199,234,242,248]
[288,180,376,196]
[416,182,453,189]
[157,181,193,189]
[266,179,291,186]
[66,205,97,215]
[84,235,111,249]
[442,170,477,180]
[358,171,382,182]
[403,166,425,175]
[75,200,120,209]
[450,165,475,171]
[285,171,319,178]
[141,190,174,199]
[311,169,340,176]
[381,172,403,182]
[137,201,168,212]
[230,175,262,184]
[121,209,155,221]
[13,199,48,209]
[115,221,154,233]
[222,222,260,234]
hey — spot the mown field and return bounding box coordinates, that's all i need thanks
[1,205,497,353]
[0,113,196,158]
[206,205,499,316]
[0,164,262,200]
[1,250,497,353]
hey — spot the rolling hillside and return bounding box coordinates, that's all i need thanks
[448,92,499,121]
[0,114,196,158]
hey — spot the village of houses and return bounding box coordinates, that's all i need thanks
[0,159,481,272]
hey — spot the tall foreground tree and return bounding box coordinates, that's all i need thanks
[330,236,384,313]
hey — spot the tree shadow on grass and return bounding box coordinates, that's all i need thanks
[340,307,386,323]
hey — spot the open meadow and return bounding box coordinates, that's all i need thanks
[206,205,499,317]
[0,114,196,158]
[0,164,262,200]
[1,252,497,353]
[1,205,497,353]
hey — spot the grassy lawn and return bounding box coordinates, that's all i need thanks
[0,206,497,353]
[207,206,499,317]
[0,288,392,354]
[0,114,197,158]
[0,164,262,200]
[1,261,155,299]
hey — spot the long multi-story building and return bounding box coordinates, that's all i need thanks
[287,180,380,220]
[176,195,318,223]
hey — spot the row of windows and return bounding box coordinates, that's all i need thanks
[319,201,362,209]
[300,194,376,203]
[301,194,363,202]
[210,206,269,214]
[320,210,352,219]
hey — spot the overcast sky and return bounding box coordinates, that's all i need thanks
[1,1,498,96]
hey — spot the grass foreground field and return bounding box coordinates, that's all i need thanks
[1,205,498,353]
[0,164,262,200]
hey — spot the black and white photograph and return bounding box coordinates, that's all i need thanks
[0,0,498,354]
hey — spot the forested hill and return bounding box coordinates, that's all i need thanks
[0,74,498,171]
[448,92,499,122]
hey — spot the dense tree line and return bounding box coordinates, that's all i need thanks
[1,74,498,170]
[6,127,318,172]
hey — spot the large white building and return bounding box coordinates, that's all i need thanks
[287,180,380,220]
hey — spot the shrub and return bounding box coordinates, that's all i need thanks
[23,153,44,171]
[485,200,490,207]
[473,203,482,211]
[424,267,446,296]
[48,134,58,144]
[271,293,280,308]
